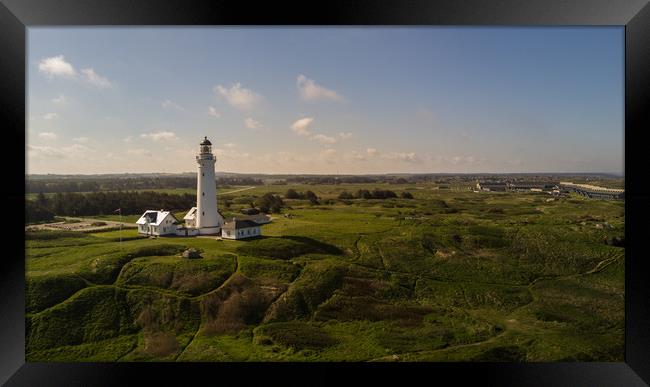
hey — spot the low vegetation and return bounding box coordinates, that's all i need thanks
[25,180,625,362]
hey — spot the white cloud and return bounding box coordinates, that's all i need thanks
[28,143,91,159]
[62,143,91,154]
[161,99,186,111]
[244,117,261,130]
[319,148,338,162]
[297,74,344,102]
[366,148,379,157]
[27,145,65,159]
[383,152,421,163]
[38,57,112,88]
[72,137,89,143]
[81,68,112,88]
[127,148,153,157]
[349,151,367,161]
[312,134,337,145]
[123,136,133,143]
[52,94,68,105]
[214,147,252,160]
[38,132,58,140]
[290,117,314,137]
[140,131,178,142]
[38,55,76,78]
[223,143,236,149]
[43,113,58,120]
[214,82,262,110]
[338,132,353,139]
[207,106,221,118]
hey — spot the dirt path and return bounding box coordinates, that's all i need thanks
[27,217,136,232]
[220,186,256,195]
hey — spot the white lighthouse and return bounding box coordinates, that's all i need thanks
[194,136,223,235]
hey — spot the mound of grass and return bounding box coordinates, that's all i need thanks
[470,345,527,362]
[264,260,346,322]
[238,256,302,284]
[314,294,432,326]
[116,254,236,296]
[415,280,532,312]
[26,274,87,313]
[374,323,451,353]
[236,236,343,260]
[26,334,138,362]
[26,230,86,240]
[254,321,337,351]
[81,244,188,284]
[27,286,137,352]
[337,276,412,300]
[201,274,281,335]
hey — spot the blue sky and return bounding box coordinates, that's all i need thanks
[27,27,624,175]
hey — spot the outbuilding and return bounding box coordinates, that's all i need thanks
[221,218,262,240]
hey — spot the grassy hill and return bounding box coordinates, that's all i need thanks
[25,183,625,361]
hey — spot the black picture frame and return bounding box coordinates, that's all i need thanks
[2,0,649,385]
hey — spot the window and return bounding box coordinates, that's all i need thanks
[202,192,204,197]
[202,173,204,177]
[202,211,205,216]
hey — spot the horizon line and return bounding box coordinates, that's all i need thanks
[26,171,625,177]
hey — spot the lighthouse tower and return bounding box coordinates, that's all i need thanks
[195,136,222,235]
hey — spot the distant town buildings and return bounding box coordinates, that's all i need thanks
[559,182,625,200]
[476,181,507,192]
[476,179,623,200]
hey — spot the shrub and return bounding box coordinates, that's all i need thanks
[237,236,343,260]
[254,322,337,350]
[338,191,353,200]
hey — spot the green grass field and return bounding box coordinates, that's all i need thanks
[25,183,624,362]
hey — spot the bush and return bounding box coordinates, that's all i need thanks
[338,191,353,200]
[26,201,55,224]
[285,189,301,199]
[256,193,284,214]
[254,321,337,350]
[400,191,414,199]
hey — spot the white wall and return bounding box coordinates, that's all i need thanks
[222,226,260,240]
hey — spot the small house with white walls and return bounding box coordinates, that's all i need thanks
[221,218,262,240]
[136,210,181,236]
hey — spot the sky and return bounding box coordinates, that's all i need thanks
[27,27,624,175]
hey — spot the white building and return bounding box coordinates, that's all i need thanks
[221,218,262,240]
[195,137,224,234]
[136,210,181,236]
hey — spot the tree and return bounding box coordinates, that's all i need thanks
[285,189,301,199]
[305,190,319,205]
[338,191,353,200]
[36,192,49,207]
[400,191,414,199]
[26,201,54,223]
[256,193,284,214]
[356,189,372,199]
